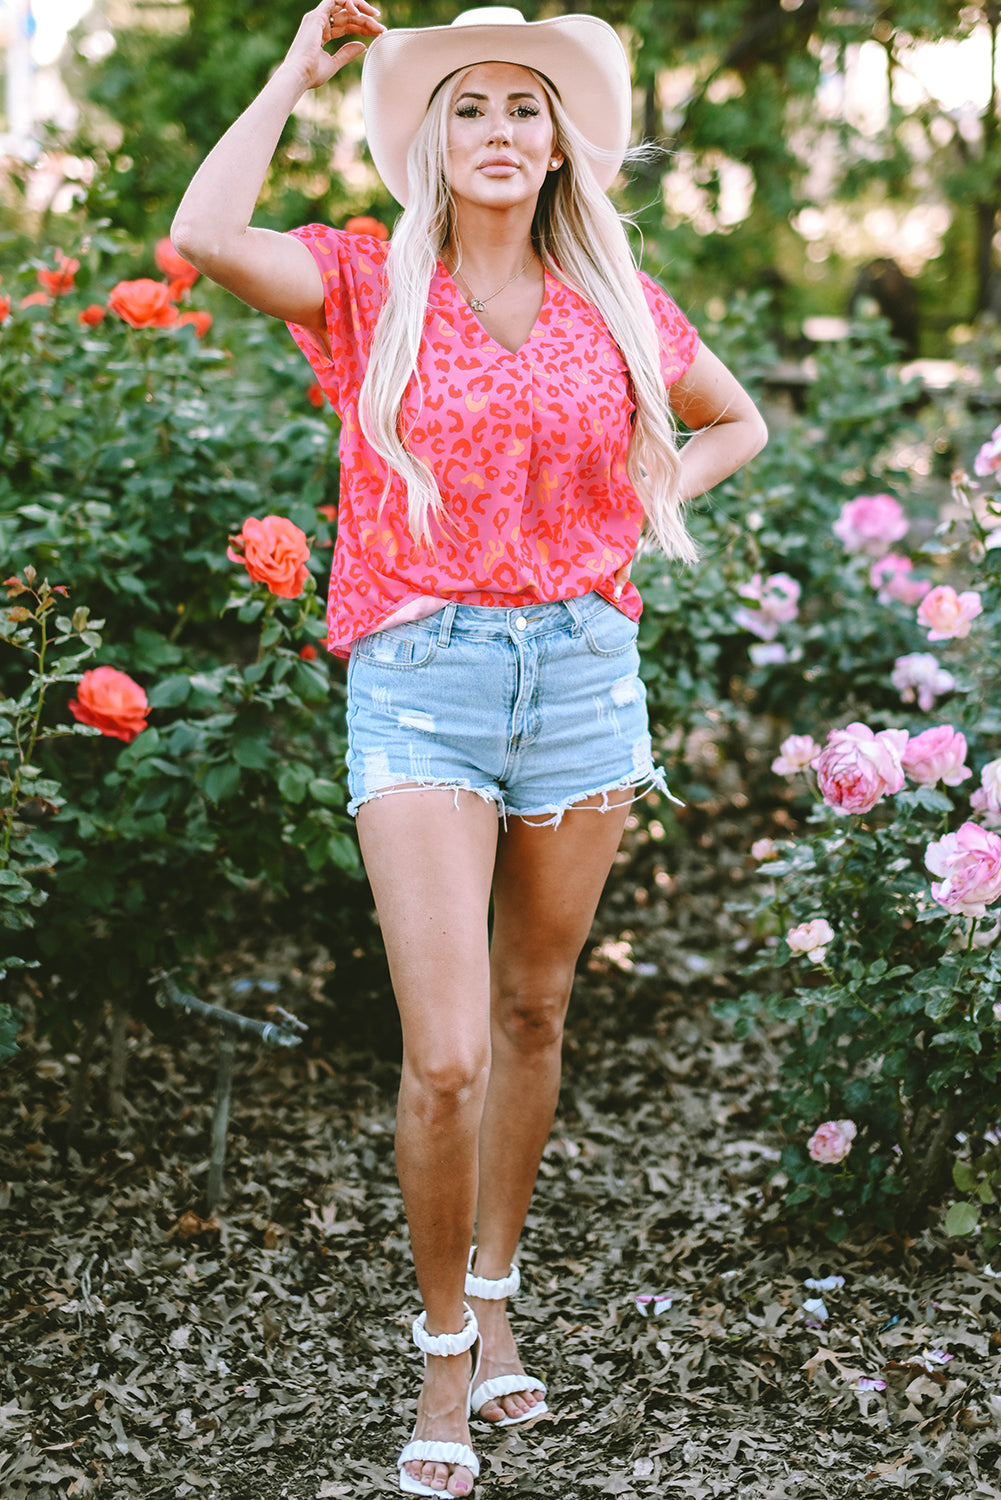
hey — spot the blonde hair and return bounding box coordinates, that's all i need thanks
[358,65,697,564]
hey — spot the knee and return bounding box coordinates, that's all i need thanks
[406,1047,489,1118]
[494,980,571,1054]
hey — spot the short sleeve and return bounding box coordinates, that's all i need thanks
[284,224,389,413]
[637,271,700,388]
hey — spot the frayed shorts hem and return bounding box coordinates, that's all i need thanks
[348,765,682,829]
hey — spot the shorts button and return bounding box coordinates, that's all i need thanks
[514,616,528,631]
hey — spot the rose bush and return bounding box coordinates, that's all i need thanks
[1,229,372,1082]
[710,432,1001,1239]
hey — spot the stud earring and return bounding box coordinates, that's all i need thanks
[549,158,560,168]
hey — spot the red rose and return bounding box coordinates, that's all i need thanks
[37,254,80,296]
[69,666,149,744]
[307,382,325,408]
[79,303,106,327]
[343,216,389,240]
[227,515,310,599]
[155,238,200,291]
[0,293,10,322]
[109,278,178,329]
[20,291,50,309]
[299,644,318,660]
[178,309,213,338]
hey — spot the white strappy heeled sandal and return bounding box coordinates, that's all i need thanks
[465,1250,549,1428]
[398,1304,481,1497]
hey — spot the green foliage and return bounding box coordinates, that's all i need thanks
[0,235,359,1042]
[636,307,926,762]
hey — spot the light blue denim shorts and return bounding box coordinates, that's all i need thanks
[345,593,675,826]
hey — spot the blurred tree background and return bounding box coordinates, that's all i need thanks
[2,0,993,356]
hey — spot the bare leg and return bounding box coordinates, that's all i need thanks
[471,794,632,1422]
[357,789,499,1496]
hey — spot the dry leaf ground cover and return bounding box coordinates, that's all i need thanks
[3,796,1001,1500]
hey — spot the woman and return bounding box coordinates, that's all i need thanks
[172,4,767,1494]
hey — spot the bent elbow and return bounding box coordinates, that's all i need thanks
[170,216,219,276]
[750,413,769,458]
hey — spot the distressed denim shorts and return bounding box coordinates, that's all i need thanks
[345,593,675,826]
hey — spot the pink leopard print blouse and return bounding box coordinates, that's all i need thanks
[286,225,699,656]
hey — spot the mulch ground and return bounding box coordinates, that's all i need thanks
[2,790,1000,1499]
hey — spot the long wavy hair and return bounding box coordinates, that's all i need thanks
[358,64,697,564]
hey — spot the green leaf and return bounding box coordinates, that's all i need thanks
[327,831,361,873]
[952,1162,977,1192]
[202,761,241,804]
[278,764,312,804]
[944,1201,979,1237]
[146,674,191,708]
[309,777,344,808]
[233,736,272,770]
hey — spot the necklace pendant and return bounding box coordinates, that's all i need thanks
[468,296,486,313]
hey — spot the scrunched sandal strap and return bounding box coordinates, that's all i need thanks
[398,1440,480,1478]
[411,1304,479,1358]
[464,1246,521,1301]
[471,1372,547,1413]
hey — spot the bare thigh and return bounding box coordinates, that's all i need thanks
[355,788,500,1068]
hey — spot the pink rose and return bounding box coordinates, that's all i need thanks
[901,726,972,788]
[787,918,834,962]
[925,822,1001,916]
[971,758,1001,817]
[891,653,956,713]
[917,585,983,641]
[868,554,931,606]
[807,1120,857,1165]
[834,494,908,555]
[772,734,822,777]
[733,572,801,640]
[812,723,908,815]
[974,425,1001,478]
[751,838,777,861]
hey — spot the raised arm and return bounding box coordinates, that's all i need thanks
[170,1,385,333]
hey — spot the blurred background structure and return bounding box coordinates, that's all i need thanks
[0,1,998,356]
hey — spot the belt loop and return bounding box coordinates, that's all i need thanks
[437,602,457,648]
[562,595,585,638]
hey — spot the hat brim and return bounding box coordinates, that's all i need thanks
[360,14,632,206]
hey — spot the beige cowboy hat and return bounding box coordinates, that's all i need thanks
[360,5,633,206]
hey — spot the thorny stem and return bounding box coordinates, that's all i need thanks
[2,590,49,861]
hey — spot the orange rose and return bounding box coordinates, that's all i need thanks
[109,278,178,329]
[0,293,10,322]
[69,666,149,744]
[227,515,310,599]
[37,254,80,296]
[343,216,389,240]
[79,303,106,327]
[20,291,50,309]
[178,309,213,338]
[154,238,200,291]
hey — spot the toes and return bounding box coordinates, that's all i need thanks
[447,1466,474,1496]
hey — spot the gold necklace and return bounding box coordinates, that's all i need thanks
[455,254,535,313]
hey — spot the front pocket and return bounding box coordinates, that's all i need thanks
[580,601,640,657]
[354,625,437,670]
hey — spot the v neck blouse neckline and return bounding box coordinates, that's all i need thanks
[436,258,552,358]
